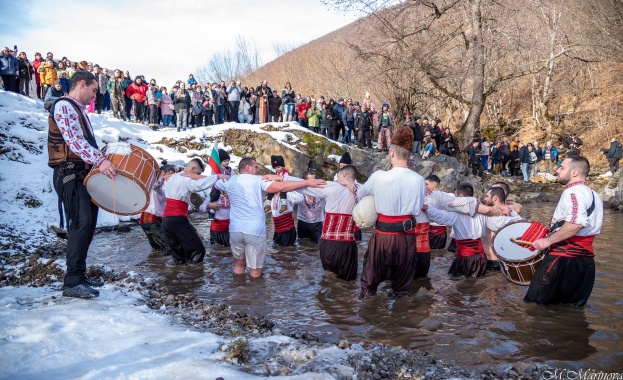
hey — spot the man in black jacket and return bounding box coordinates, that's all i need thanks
[519,144,531,182]
[604,137,622,175]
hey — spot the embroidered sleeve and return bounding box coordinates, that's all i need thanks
[565,191,588,226]
[53,101,104,166]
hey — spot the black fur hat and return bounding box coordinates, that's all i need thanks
[271,155,285,168]
[339,152,352,165]
[218,149,230,162]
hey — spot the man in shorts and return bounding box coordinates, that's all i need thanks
[214,157,325,277]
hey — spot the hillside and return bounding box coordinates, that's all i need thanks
[242,0,623,170]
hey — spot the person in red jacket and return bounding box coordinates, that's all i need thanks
[296,97,310,129]
[125,76,148,123]
[32,52,44,99]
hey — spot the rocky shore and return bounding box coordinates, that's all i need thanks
[1,236,558,380]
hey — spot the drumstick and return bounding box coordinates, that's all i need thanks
[510,237,533,245]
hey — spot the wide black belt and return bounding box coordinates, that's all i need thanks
[375,218,415,233]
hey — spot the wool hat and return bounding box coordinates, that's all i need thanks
[338,97,344,102]
[382,103,388,108]
[393,127,414,151]
[339,152,352,165]
[271,155,285,168]
[218,149,230,162]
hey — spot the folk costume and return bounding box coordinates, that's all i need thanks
[288,191,325,244]
[48,95,105,290]
[295,181,359,281]
[162,166,219,264]
[524,181,603,306]
[139,174,171,254]
[266,155,290,212]
[357,127,426,298]
[334,153,362,241]
[271,191,297,247]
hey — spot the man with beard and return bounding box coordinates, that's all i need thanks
[526,156,603,306]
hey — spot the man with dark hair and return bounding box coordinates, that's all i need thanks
[424,175,448,250]
[526,156,603,306]
[162,159,224,265]
[48,70,117,299]
[216,158,325,277]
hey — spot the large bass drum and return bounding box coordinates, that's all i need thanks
[492,220,549,286]
[84,143,159,215]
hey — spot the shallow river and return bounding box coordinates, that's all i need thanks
[90,202,623,372]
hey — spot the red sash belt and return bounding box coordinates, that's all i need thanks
[210,218,230,232]
[549,235,595,258]
[416,222,430,253]
[163,198,189,218]
[429,225,447,236]
[455,238,485,258]
[273,212,295,233]
[321,212,355,241]
[139,211,161,225]
[375,214,416,235]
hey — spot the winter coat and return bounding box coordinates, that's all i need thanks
[319,109,328,129]
[107,77,128,96]
[187,77,197,86]
[355,111,373,131]
[306,107,321,127]
[147,89,159,106]
[519,146,531,164]
[542,146,559,162]
[226,85,242,101]
[439,133,455,155]
[122,78,133,94]
[32,58,42,84]
[173,90,190,112]
[0,54,18,76]
[297,102,310,119]
[606,140,623,159]
[17,57,33,79]
[333,103,347,123]
[59,78,70,93]
[281,89,295,104]
[238,100,251,116]
[375,111,395,131]
[38,62,57,86]
[43,86,65,104]
[126,82,148,103]
[269,96,282,117]
[326,106,339,127]
[490,146,504,164]
[95,73,108,95]
[160,93,174,116]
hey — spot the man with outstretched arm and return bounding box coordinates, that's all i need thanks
[214,157,326,277]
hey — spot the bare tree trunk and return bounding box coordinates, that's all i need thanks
[460,0,485,149]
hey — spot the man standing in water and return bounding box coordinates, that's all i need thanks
[214,157,326,277]
[355,127,426,298]
[48,70,117,299]
[526,156,603,307]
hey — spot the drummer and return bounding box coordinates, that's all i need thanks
[162,158,228,264]
[526,156,603,306]
[423,184,520,278]
[48,70,117,299]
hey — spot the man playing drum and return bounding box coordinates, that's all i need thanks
[526,156,603,307]
[48,70,117,299]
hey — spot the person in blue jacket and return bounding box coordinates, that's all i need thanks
[541,141,558,174]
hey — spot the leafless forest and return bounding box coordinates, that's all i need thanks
[197,0,622,163]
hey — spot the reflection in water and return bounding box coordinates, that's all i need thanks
[89,204,623,371]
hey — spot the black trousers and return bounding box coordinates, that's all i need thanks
[228,101,240,122]
[149,104,159,127]
[53,165,99,287]
[1,75,18,93]
[358,129,372,148]
[95,92,104,114]
[124,96,133,119]
[134,101,145,122]
[297,220,323,244]
[162,216,206,263]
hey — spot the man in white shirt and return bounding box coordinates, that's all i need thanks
[215,157,326,277]
[162,158,225,265]
[354,127,426,298]
[526,156,603,306]
[288,171,326,244]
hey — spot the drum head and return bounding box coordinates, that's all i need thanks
[85,172,148,215]
[492,221,541,261]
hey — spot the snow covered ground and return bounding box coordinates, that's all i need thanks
[0,90,315,254]
[0,90,340,379]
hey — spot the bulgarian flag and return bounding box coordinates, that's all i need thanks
[208,142,221,174]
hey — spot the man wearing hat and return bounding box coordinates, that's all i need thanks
[200,149,233,246]
[375,103,394,151]
[351,127,426,298]
[162,158,227,264]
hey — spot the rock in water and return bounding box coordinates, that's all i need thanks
[353,196,377,229]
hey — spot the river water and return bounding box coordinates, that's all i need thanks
[89,203,623,372]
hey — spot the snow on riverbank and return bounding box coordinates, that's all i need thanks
[0,90,311,254]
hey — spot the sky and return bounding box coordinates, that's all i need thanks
[0,0,358,88]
